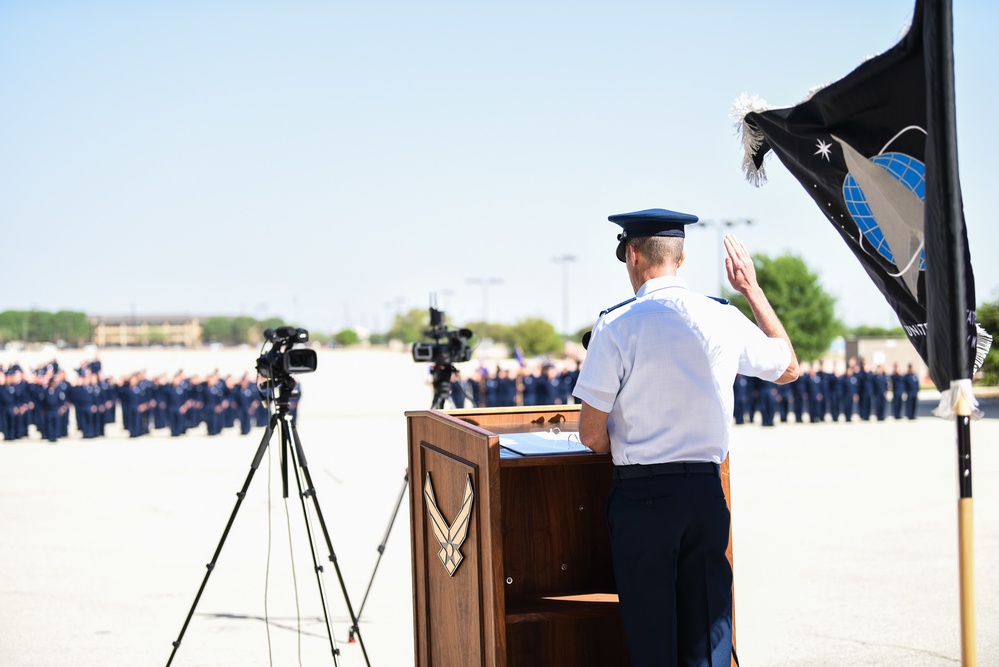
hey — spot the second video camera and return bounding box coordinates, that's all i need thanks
[411,307,473,366]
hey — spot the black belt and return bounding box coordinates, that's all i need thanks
[613,461,720,480]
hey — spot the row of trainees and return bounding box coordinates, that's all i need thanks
[0,359,297,443]
[735,359,922,426]
[446,362,582,408]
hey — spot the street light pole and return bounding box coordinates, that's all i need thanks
[694,218,752,296]
[552,254,576,337]
[467,277,502,323]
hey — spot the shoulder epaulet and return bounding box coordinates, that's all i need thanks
[599,296,637,317]
[582,297,638,350]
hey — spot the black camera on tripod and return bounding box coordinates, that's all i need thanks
[411,307,473,366]
[256,326,318,379]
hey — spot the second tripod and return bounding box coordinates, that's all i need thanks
[165,375,370,667]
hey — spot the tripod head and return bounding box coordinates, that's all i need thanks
[260,375,299,412]
[430,363,458,410]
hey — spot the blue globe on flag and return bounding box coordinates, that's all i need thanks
[843,152,926,270]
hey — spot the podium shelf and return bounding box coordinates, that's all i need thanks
[505,592,620,624]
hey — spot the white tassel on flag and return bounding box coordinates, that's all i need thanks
[931,325,991,420]
[933,378,983,420]
[731,93,772,186]
[974,322,993,375]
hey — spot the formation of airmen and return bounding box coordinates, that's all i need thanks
[734,357,922,426]
[0,358,297,443]
[5,352,922,441]
[445,361,582,408]
[440,356,923,426]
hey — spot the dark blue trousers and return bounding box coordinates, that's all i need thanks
[608,470,732,667]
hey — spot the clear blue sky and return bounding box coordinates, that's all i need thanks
[2,0,996,335]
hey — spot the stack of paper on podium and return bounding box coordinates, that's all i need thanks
[498,429,590,457]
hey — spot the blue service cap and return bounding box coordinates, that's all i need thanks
[609,208,698,262]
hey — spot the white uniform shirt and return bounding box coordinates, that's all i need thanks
[572,276,791,466]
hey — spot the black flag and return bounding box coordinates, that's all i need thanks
[734,0,981,391]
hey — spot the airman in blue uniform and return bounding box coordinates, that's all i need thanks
[840,367,859,421]
[805,364,825,422]
[0,370,14,439]
[856,359,873,420]
[733,374,749,424]
[904,364,920,419]
[890,363,905,419]
[791,369,808,422]
[496,368,518,407]
[40,377,69,443]
[520,366,539,406]
[756,377,777,426]
[873,365,889,420]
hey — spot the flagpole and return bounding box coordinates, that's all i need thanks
[955,393,975,666]
[923,0,976,663]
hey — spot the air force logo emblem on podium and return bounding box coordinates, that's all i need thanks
[424,472,474,576]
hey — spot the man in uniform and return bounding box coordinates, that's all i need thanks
[805,364,825,422]
[166,371,190,437]
[840,366,859,422]
[791,363,808,423]
[872,364,889,421]
[890,363,906,419]
[732,374,749,424]
[496,368,518,407]
[574,208,797,666]
[857,359,874,420]
[904,363,920,419]
[519,365,539,406]
[0,370,13,439]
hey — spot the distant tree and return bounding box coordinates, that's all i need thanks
[0,311,27,343]
[202,317,235,344]
[848,324,906,338]
[508,318,564,357]
[258,317,286,332]
[463,320,513,348]
[726,253,842,362]
[368,332,390,345]
[0,309,90,344]
[387,308,429,343]
[29,311,54,342]
[333,329,360,346]
[309,331,332,346]
[976,300,999,385]
[202,316,281,345]
[52,311,91,346]
[231,316,257,344]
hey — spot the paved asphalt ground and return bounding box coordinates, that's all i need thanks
[1,347,996,666]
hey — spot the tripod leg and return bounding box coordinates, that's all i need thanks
[288,420,372,667]
[349,470,409,642]
[165,417,275,667]
[281,417,342,666]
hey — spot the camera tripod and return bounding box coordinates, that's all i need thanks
[165,376,369,667]
[430,362,461,410]
[347,362,468,642]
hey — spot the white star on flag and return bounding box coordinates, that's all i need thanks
[815,139,833,161]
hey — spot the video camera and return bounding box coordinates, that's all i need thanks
[256,326,318,379]
[411,306,473,366]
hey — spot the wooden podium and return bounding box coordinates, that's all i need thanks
[406,405,735,667]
